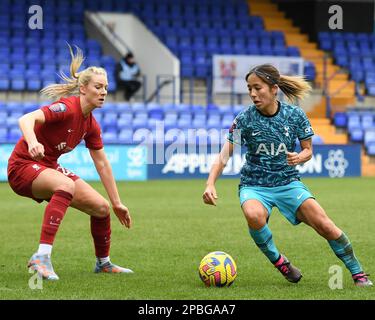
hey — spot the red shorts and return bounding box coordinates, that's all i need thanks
[7,159,80,203]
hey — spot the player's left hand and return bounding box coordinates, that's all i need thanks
[112,203,132,228]
[287,152,300,166]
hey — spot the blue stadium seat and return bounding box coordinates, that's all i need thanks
[148,109,164,120]
[133,110,148,121]
[117,112,133,129]
[361,113,374,129]
[102,112,118,127]
[207,114,221,129]
[333,112,347,128]
[133,117,148,130]
[364,129,375,146]
[27,78,42,91]
[273,46,287,56]
[192,118,206,129]
[118,128,134,143]
[312,135,324,145]
[367,142,375,156]
[177,117,192,129]
[367,84,375,96]
[102,131,118,144]
[8,127,22,142]
[175,103,191,113]
[233,104,245,115]
[131,102,146,112]
[221,116,233,129]
[335,55,349,68]
[0,127,7,143]
[164,113,178,126]
[0,75,10,91]
[350,128,364,142]
[11,77,26,91]
[347,114,361,130]
[23,102,39,114]
[116,102,132,113]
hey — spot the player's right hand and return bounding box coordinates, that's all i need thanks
[203,185,218,206]
[28,142,45,160]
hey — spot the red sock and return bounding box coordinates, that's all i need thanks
[40,190,73,245]
[91,215,111,258]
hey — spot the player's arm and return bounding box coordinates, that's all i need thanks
[89,148,132,228]
[203,141,234,206]
[287,138,313,166]
[18,109,46,160]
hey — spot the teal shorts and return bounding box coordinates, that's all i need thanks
[239,180,315,225]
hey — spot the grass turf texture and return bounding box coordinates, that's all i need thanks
[0,178,374,300]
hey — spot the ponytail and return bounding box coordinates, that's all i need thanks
[277,74,311,101]
[246,64,311,102]
[40,44,107,101]
[40,44,84,100]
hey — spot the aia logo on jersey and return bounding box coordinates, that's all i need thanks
[256,143,288,156]
[49,103,66,113]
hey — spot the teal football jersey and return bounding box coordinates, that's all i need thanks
[227,101,314,187]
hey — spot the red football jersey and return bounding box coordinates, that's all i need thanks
[9,96,103,168]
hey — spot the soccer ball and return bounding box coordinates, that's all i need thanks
[198,251,237,287]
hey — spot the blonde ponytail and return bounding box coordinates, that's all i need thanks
[40,44,84,100]
[40,44,107,101]
[278,75,311,101]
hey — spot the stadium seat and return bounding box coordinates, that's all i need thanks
[102,112,118,127]
[347,114,361,130]
[117,112,133,129]
[350,128,364,142]
[364,129,375,146]
[362,113,374,129]
[312,135,324,145]
[133,117,148,130]
[8,127,22,142]
[118,128,134,144]
[102,131,118,144]
[333,112,348,128]
[0,76,10,91]
[367,142,375,156]
[0,127,7,143]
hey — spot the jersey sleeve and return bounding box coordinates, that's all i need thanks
[227,113,245,145]
[41,102,72,123]
[295,108,314,140]
[84,117,104,150]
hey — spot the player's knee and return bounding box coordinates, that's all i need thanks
[96,200,110,218]
[54,179,75,196]
[244,209,267,228]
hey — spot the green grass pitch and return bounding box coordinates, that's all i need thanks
[0,178,374,299]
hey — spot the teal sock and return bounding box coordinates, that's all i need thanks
[249,224,280,264]
[328,233,362,275]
